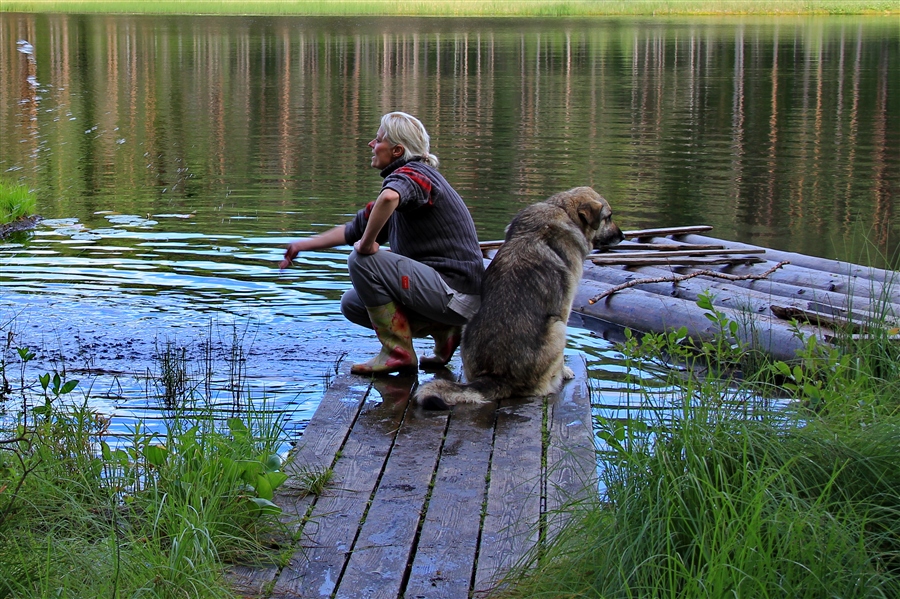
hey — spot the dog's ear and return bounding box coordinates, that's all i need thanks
[577,200,604,230]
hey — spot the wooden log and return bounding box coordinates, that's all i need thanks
[602,233,900,306]
[698,260,900,307]
[589,247,765,261]
[623,225,714,238]
[573,278,828,362]
[770,305,863,333]
[587,256,764,267]
[605,242,725,251]
[679,234,900,288]
[581,262,900,326]
[478,225,715,252]
[479,239,505,251]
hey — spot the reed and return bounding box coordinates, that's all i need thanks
[0,180,36,226]
[0,387,292,597]
[2,0,896,16]
[498,296,900,599]
[0,328,305,598]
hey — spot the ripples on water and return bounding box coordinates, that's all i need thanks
[1,14,897,446]
[2,209,634,449]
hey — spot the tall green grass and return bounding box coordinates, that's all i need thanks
[2,0,896,16]
[0,180,36,226]
[0,331,313,598]
[498,296,900,598]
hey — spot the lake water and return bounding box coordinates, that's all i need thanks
[1,13,898,444]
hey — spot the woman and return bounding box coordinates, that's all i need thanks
[280,112,484,375]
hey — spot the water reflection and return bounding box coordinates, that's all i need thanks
[0,14,897,442]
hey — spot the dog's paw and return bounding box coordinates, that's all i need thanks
[562,365,575,380]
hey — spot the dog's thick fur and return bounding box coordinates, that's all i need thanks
[414,187,624,409]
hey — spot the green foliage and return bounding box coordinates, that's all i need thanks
[500,295,900,599]
[0,364,293,598]
[0,180,36,226]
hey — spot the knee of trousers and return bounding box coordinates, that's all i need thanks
[347,250,392,304]
[340,289,373,328]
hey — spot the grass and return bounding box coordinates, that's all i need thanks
[1,0,897,16]
[0,327,330,598]
[496,295,900,599]
[0,181,36,226]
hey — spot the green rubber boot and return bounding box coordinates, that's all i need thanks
[351,302,418,376]
[416,323,463,370]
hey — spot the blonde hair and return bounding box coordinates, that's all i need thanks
[380,112,439,168]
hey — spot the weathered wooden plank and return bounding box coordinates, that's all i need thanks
[574,277,828,362]
[698,260,900,307]
[473,397,544,597]
[591,247,765,261]
[271,378,414,599]
[478,226,715,252]
[335,409,449,599]
[624,225,714,238]
[582,261,900,320]
[588,255,763,267]
[545,355,599,541]
[404,403,497,599]
[605,242,725,251]
[227,373,374,598]
[680,233,900,292]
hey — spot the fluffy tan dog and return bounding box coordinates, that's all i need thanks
[414,187,624,409]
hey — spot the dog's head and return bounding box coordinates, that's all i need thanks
[545,186,625,249]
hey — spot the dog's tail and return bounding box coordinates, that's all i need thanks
[413,376,513,410]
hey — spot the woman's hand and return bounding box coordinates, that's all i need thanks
[279,240,305,269]
[353,240,380,255]
[356,189,400,255]
[277,225,348,270]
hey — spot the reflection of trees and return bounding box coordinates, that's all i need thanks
[0,15,896,259]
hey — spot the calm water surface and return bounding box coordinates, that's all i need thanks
[1,14,897,444]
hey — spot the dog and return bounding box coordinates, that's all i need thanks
[414,186,624,409]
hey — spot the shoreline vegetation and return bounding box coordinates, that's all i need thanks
[498,297,900,598]
[2,295,898,596]
[0,180,38,238]
[2,0,897,16]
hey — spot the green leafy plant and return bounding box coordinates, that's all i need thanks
[0,180,36,225]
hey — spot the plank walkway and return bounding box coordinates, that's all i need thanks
[229,355,599,599]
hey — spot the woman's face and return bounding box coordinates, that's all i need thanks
[369,127,402,170]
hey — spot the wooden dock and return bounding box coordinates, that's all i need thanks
[229,355,598,599]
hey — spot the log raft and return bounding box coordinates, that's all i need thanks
[486,225,899,362]
[229,355,598,599]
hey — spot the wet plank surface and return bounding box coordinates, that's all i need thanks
[230,355,598,599]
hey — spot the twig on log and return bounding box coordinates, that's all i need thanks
[770,305,862,333]
[587,261,790,304]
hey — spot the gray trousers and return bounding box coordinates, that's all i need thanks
[340,250,469,329]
